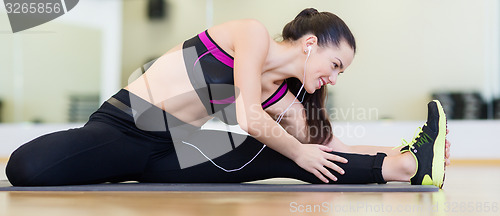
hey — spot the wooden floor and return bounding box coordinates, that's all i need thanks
[1,163,499,216]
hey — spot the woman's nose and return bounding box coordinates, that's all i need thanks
[329,73,338,85]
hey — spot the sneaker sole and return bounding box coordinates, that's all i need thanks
[432,100,446,188]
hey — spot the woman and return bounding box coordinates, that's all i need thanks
[6,8,450,187]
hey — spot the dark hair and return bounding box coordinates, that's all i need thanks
[283,8,356,51]
[282,8,356,145]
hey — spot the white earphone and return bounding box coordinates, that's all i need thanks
[306,46,312,57]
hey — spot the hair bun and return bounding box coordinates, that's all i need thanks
[296,8,319,19]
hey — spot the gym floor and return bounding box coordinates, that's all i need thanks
[0,161,499,216]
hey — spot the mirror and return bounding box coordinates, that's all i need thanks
[0,0,121,123]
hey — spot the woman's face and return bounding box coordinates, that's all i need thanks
[303,40,354,94]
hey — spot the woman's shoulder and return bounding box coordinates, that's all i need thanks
[214,19,268,34]
[206,19,271,57]
[236,19,268,33]
[208,19,270,44]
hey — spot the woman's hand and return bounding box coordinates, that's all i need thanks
[293,144,348,183]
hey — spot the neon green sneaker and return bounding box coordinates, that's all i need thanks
[399,100,447,188]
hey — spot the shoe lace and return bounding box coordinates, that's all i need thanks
[393,123,427,150]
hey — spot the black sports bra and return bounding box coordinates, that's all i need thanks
[181,30,287,125]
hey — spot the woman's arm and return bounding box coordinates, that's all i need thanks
[229,20,346,183]
[326,137,402,156]
[231,20,298,159]
[265,86,451,163]
[265,91,309,143]
[265,90,402,156]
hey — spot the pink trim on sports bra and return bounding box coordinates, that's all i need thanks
[261,82,288,109]
[209,82,288,110]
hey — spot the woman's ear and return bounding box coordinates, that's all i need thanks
[303,35,318,51]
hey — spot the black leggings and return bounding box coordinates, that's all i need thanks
[6,89,386,186]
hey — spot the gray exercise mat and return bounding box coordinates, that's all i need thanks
[0,180,438,192]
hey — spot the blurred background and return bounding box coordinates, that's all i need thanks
[0,0,499,123]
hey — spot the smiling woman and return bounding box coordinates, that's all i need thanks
[281,8,356,145]
[5,7,449,189]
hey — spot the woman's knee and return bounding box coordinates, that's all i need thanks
[5,134,67,186]
[5,148,42,186]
